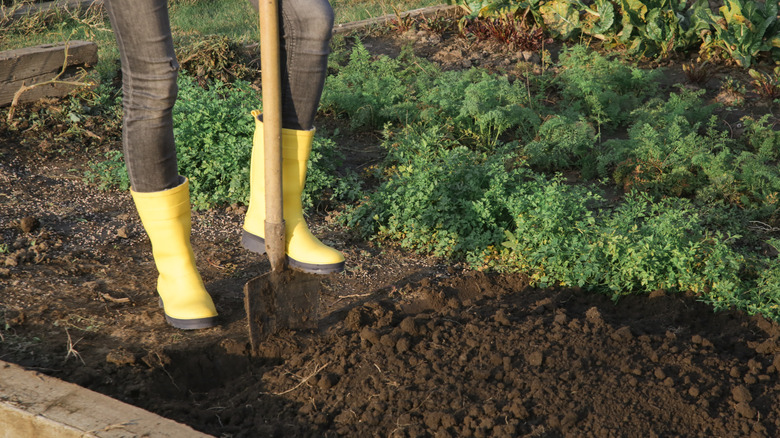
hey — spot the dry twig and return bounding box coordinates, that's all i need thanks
[64,328,85,365]
[6,40,93,123]
[99,292,131,304]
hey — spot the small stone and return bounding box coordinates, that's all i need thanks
[654,368,667,380]
[4,256,17,267]
[689,386,700,397]
[116,226,129,239]
[19,216,39,233]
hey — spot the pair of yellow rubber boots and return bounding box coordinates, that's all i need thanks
[131,113,344,329]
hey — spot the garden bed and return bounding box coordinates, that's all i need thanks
[2,14,780,438]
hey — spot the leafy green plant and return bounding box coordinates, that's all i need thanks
[453,0,780,65]
[522,114,595,171]
[537,0,581,39]
[303,134,364,211]
[453,0,536,19]
[345,123,527,259]
[173,75,257,209]
[556,44,661,134]
[325,41,541,148]
[702,0,780,67]
[616,0,710,57]
[84,149,131,191]
[445,72,541,147]
[321,40,435,130]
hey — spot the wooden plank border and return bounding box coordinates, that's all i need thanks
[0,40,97,107]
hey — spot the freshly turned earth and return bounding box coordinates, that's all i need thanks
[2,21,780,438]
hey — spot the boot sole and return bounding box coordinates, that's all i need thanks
[241,230,345,275]
[158,298,218,330]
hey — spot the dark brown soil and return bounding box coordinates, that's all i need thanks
[3,22,780,438]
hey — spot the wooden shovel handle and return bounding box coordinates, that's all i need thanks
[259,0,285,272]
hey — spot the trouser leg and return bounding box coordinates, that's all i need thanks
[248,0,334,130]
[104,0,180,192]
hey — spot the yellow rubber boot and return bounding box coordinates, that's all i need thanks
[242,111,345,274]
[131,178,218,329]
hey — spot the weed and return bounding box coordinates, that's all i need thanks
[682,60,716,85]
[388,7,417,33]
[419,15,456,35]
[54,314,104,332]
[717,76,746,106]
[84,150,131,191]
[304,135,364,212]
[6,39,95,124]
[748,67,780,100]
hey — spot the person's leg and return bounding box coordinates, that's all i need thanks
[105,0,218,328]
[248,0,334,130]
[104,0,180,192]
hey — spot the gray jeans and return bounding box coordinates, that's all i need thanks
[104,0,334,192]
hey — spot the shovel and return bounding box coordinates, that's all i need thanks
[244,0,320,353]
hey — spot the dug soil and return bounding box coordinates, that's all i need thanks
[3,19,780,438]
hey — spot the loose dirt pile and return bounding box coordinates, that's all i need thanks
[2,23,780,438]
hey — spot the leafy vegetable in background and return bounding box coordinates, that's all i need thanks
[450,0,780,65]
[702,0,780,67]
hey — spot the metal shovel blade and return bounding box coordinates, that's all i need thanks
[244,269,320,350]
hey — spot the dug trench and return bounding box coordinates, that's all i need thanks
[3,22,780,438]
